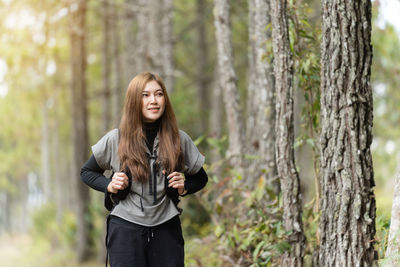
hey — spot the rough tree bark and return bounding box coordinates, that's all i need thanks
[246,0,277,190]
[318,0,376,266]
[214,0,245,169]
[69,0,92,261]
[270,0,305,265]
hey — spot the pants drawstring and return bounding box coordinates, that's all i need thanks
[144,228,155,243]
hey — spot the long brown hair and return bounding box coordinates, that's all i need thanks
[118,72,183,182]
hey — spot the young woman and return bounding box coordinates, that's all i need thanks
[81,72,208,267]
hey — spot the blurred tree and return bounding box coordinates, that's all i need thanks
[123,0,137,86]
[318,0,376,265]
[161,0,174,91]
[101,0,111,132]
[214,0,245,171]
[371,4,400,265]
[246,0,277,190]
[385,166,400,266]
[41,101,51,201]
[111,1,124,124]
[134,0,175,91]
[0,0,71,233]
[271,0,305,265]
[196,0,211,133]
[68,0,93,261]
[371,9,400,188]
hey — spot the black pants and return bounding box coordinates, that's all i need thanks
[107,215,184,267]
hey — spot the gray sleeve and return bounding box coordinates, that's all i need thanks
[91,129,119,171]
[180,130,205,175]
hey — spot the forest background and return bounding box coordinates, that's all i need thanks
[0,0,400,266]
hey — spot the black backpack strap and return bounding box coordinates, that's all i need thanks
[104,171,115,267]
[104,172,115,211]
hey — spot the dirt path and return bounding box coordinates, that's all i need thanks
[0,234,31,266]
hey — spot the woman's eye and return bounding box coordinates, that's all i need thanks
[142,94,149,97]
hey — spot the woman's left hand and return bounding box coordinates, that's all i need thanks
[167,171,186,195]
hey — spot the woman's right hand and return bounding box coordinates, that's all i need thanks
[107,172,129,193]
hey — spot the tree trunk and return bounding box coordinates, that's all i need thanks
[69,0,92,261]
[111,1,124,126]
[209,67,223,175]
[246,0,277,190]
[246,0,257,182]
[247,0,257,117]
[51,95,64,223]
[123,0,137,84]
[318,0,376,266]
[147,0,162,78]
[51,49,72,217]
[134,0,147,75]
[2,191,11,233]
[270,0,305,265]
[214,0,245,169]
[133,0,174,91]
[385,166,400,266]
[196,0,210,133]
[101,0,111,132]
[160,0,174,91]
[41,101,52,201]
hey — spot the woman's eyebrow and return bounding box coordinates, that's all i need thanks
[143,88,162,93]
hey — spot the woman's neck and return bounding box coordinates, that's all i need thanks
[143,120,160,131]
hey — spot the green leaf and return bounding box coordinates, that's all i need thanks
[253,241,266,262]
[193,135,206,146]
[275,241,291,254]
[214,224,224,238]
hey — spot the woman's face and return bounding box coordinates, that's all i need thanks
[141,80,166,122]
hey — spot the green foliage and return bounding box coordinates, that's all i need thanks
[376,214,391,260]
[301,198,320,265]
[206,135,228,158]
[181,195,212,237]
[289,0,321,150]
[185,237,223,267]
[31,204,76,249]
[371,3,400,185]
[0,0,71,195]
[202,163,293,266]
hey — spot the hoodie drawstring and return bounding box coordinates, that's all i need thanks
[140,183,144,212]
[149,155,158,205]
